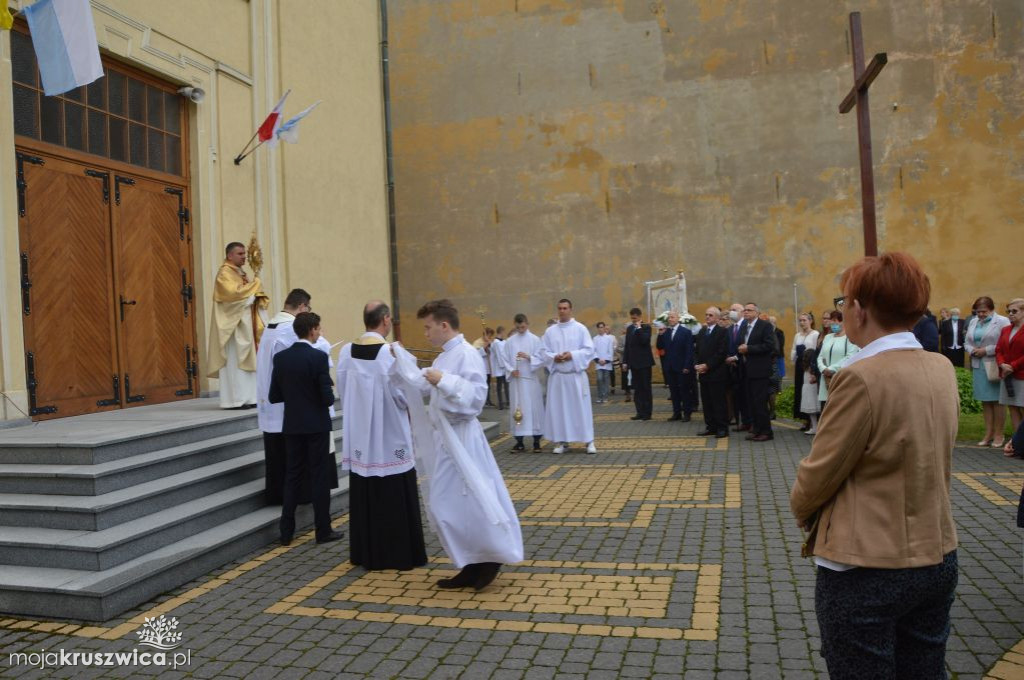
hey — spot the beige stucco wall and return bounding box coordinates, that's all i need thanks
[0,0,390,419]
[388,0,1024,345]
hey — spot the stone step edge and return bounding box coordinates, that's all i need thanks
[0,480,350,596]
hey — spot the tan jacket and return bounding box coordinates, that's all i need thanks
[790,349,959,568]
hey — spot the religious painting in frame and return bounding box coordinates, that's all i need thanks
[646,272,688,320]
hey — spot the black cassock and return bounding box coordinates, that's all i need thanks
[346,342,427,571]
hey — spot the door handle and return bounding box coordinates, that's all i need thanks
[119,295,136,322]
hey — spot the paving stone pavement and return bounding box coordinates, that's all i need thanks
[2,388,1023,679]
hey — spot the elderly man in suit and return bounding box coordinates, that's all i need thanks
[656,310,695,422]
[269,311,343,546]
[737,302,779,442]
[623,307,655,421]
[939,307,967,367]
[695,307,730,438]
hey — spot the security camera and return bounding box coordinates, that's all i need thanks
[177,86,205,103]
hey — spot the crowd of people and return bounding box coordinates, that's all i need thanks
[477,301,791,444]
[245,243,1022,677]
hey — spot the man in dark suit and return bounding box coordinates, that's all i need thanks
[737,303,778,442]
[656,310,695,421]
[725,303,751,431]
[695,306,730,438]
[939,307,966,367]
[269,312,344,546]
[623,307,655,421]
[913,309,939,352]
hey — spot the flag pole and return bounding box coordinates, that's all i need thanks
[233,131,261,165]
[233,140,265,165]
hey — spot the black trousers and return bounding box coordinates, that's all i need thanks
[665,369,694,416]
[730,367,750,425]
[685,371,699,411]
[495,376,509,408]
[280,431,332,541]
[815,551,958,680]
[942,348,964,368]
[263,432,287,505]
[631,366,653,418]
[699,379,728,433]
[746,377,773,435]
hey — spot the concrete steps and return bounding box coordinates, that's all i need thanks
[0,398,503,622]
[0,399,347,621]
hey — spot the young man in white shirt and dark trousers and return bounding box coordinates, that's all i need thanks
[593,322,616,403]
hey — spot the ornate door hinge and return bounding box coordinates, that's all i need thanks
[20,252,31,316]
[16,153,44,217]
[84,169,110,203]
[180,269,193,317]
[25,352,57,416]
[114,175,135,205]
[123,374,146,403]
[164,187,188,240]
[97,375,120,407]
[175,345,195,396]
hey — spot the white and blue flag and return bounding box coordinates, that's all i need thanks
[24,0,103,96]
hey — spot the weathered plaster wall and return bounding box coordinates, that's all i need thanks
[389,0,1024,340]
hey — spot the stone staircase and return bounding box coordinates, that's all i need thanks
[0,400,348,622]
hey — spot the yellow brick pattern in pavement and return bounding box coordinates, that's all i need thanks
[955,472,1024,507]
[985,638,1024,680]
[266,559,722,641]
[505,464,740,528]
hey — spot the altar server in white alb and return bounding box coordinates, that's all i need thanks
[502,313,545,452]
[537,298,596,454]
[397,299,523,590]
[256,289,309,504]
[337,301,427,571]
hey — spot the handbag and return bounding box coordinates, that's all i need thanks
[800,513,821,559]
[983,357,1000,382]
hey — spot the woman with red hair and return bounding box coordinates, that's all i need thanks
[791,252,959,679]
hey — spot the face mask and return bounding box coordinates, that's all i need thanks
[728,310,739,321]
[831,324,841,333]
[951,315,959,321]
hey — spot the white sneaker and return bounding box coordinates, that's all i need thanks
[552,444,566,454]
[586,442,597,454]
[804,429,816,435]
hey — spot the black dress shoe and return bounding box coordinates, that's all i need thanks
[715,431,729,438]
[668,415,682,421]
[733,424,751,432]
[512,443,525,452]
[630,415,643,420]
[438,564,479,589]
[640,417,651,421]
[280,535,293,547]
[696,429,714,436]
[473,562,502,590]
[681,415,692,422]
[316,530,345,544]
[533,445,542,452]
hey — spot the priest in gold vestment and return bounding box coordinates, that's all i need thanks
[207,242,268,408]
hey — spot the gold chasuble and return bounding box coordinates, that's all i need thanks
[206,261,269,378]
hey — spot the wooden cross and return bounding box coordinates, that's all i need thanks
[839,11,887,257]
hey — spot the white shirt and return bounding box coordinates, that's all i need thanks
[593,333,616,369]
